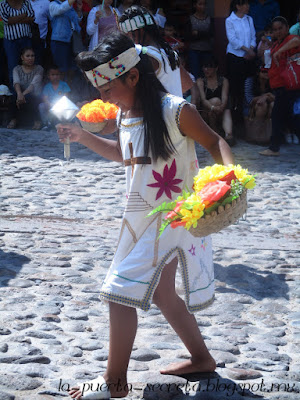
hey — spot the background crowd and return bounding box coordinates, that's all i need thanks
[0,0,299,155]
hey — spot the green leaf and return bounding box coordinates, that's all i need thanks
[147,201,176,217]
[205,202,220,214]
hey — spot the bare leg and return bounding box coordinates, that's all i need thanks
[69,302,137,399]
[153,258,216,376]
[222,109,233,138]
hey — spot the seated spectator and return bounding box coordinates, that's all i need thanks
[197,57,234,146]
[186,0,214,80]
[244,92,274,144]
[7,47,43,129]
[289,8,300,36]
[0,0,35,87]
[86,0,119,51]
[163,21,184,52]
[38,64,71,128]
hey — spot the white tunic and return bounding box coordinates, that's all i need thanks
[146,46,182,97]
[100,94,214,313]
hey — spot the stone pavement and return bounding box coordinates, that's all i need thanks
[0,127,299,400]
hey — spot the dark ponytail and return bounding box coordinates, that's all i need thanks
[119,5,180,72]
[76,32,175,161]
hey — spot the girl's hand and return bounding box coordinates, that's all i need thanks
[56,123,85,143]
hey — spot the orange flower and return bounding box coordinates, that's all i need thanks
[77,99,119,123]
[197,180,231,207]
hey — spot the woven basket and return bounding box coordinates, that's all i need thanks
[189,189,247,237]
[80,120,107,133]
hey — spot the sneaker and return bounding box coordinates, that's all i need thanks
[293,134,299,145]
[259,149,280,156]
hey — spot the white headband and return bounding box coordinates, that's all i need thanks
[85,47,141,87]
[119,14,154,34]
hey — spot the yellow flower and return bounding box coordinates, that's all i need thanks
[180,199,205,230]
[194,164,256,191]
[193,164,231,192]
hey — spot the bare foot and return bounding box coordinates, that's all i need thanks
[68,377,129,399]
[160,355,216,376]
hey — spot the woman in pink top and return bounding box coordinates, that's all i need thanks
[86,0,119,51]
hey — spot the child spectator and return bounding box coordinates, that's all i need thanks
[163,21,184,52]
[257,26,273,93]
[7,47,43,129]
[39,65,71,128]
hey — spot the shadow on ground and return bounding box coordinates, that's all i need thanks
[142,372,264,399]
[0,249,31,287]
[214,263,289,300]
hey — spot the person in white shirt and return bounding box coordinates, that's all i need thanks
[225,0,256,126]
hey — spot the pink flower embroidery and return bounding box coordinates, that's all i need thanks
[147,159,183,200]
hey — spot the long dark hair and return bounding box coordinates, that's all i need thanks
[230,0,248,13]
[119,5,179,72]
[76,32,175,161]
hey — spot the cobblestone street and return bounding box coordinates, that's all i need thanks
[0,127,299,400]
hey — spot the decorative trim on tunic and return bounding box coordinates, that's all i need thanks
[99,245,215,312]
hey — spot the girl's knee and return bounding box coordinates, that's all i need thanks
[209,97,222,106]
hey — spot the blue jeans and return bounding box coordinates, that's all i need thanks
[188,49,212,79]
[3,37,32,88]
[51,40,76,73]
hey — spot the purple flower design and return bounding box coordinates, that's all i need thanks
[147,159,183,200]
[189,244,196,256]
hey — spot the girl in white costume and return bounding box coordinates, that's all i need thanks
[119,5,192,97]
[57,32,233,400]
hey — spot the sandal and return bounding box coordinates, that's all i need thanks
[7,119,17,129]
[225,134,236,147]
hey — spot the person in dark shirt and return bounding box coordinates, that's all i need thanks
[249,0,280,33]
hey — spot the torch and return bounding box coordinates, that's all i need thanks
[50,96,79,161]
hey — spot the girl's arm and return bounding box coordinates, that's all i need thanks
[179,103,234,165]
[57,123,123,162]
